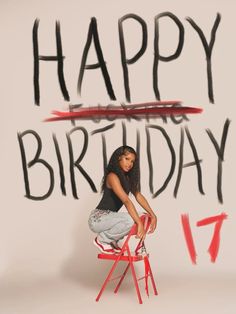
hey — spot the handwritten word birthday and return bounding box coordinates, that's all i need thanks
[17,119,230,202]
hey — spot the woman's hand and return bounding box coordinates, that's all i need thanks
[136,222,146,241]
[148,215,157,233]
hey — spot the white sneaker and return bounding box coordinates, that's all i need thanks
[93,237,116,254]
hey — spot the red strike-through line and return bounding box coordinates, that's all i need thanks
[44,101,203,122]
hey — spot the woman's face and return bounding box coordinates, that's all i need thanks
[119,152,136,173]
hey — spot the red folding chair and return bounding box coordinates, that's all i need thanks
[95,214,158,304]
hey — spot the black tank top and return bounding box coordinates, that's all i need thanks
[96,176,130,212]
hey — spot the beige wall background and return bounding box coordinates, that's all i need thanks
[0,0,236,312]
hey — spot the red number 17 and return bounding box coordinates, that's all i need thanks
[181,212,227,264]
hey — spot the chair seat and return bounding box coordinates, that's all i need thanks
[98,252,149,261]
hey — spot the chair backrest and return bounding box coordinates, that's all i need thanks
[119,214,151,256]
[128,214,151,236]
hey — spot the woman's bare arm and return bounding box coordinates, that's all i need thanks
[107,173,145,239]
[135,191,157,233]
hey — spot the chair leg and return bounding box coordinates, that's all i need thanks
[96,257,122,302]
[130,260,142,304]
[146,258,158,295]
[127,247,143,304]
[114,263,130,293]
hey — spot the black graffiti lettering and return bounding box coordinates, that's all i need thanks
[66,127,97,199]
[118,14,148,102]
[91,123,115,173]
[206,118,230,203]
[174,126,204,197]
[17,130,54,200]
[122,121,127,146]
[17,119,230,202]
[170,104,189,124]
[186,13,221,103]
[32,13,222,105]
[153,12,185,100]
[146,124,176,197]
[78,17,116,100]
[53,133,66,196]
[32,19,70,105]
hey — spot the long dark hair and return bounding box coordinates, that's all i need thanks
[101,146,140,195]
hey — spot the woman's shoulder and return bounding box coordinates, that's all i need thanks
[107,172,120,181]
[106,172,123,188]
[106,172,130,191]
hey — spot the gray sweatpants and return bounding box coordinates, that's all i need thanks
[88,208,135,244]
